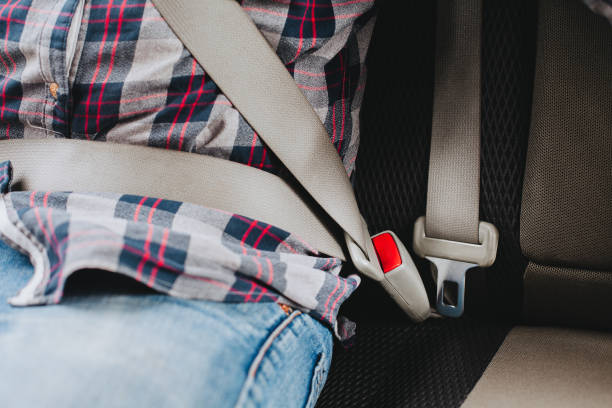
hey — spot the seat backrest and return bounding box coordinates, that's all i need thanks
[520,0,612,329]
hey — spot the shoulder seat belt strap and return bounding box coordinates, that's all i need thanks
[151,0,371,263]
[413,0,498,317]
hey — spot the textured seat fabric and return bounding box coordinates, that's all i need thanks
[520,0,612,271]
[454,1,612,406]
[462,326,612,408]
[318,319,510,408]
[524,264,612,329]
[521,0,612,328]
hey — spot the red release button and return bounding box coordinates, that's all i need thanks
[371,232,402,273]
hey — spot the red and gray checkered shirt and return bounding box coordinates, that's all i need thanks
[0,0,376,340]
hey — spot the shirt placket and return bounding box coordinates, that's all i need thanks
[36,0,83,137]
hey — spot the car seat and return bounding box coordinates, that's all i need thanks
[317,0,611,406]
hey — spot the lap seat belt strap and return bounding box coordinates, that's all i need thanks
[1,138,345,259]
[412,0,498,317]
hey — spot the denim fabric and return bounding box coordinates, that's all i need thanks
[0,240,333,408]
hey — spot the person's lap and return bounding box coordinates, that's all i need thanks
[0,240,332,408]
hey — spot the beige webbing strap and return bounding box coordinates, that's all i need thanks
[151,0,371,259]
[425,0,482,244]
[0,139,345,260]
[413,0,496,318]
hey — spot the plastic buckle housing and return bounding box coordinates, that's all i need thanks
[412,216,499,317]
[370,231,430,322]
[346,230,430,322]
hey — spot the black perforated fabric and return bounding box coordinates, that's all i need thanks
[341,0,537,324]
[317,0,538,406]
[467,0,537,320]
[317,319,511,408]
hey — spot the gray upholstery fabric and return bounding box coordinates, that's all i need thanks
[464,2,612,405]
[524,262,612,329]
[462,326,612,408]
[520,0,612,270]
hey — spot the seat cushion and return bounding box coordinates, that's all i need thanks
[462,326,612,408]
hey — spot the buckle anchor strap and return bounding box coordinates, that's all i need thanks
[414,0,498,317]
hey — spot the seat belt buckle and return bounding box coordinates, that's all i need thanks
[347,230,430,322]
[412,216,499,318]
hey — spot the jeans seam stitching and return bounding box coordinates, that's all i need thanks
[234,309,302,408]
[304,353,326,408]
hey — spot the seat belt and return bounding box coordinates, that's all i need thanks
[0,0,431,321]
[412,0,498,317]
[152,0,430,322]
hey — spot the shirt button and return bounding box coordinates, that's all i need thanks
[49,82,59,99]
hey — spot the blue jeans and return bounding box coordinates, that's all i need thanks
[0,240,333,407]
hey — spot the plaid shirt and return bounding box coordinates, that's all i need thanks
[0,0,376,340]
